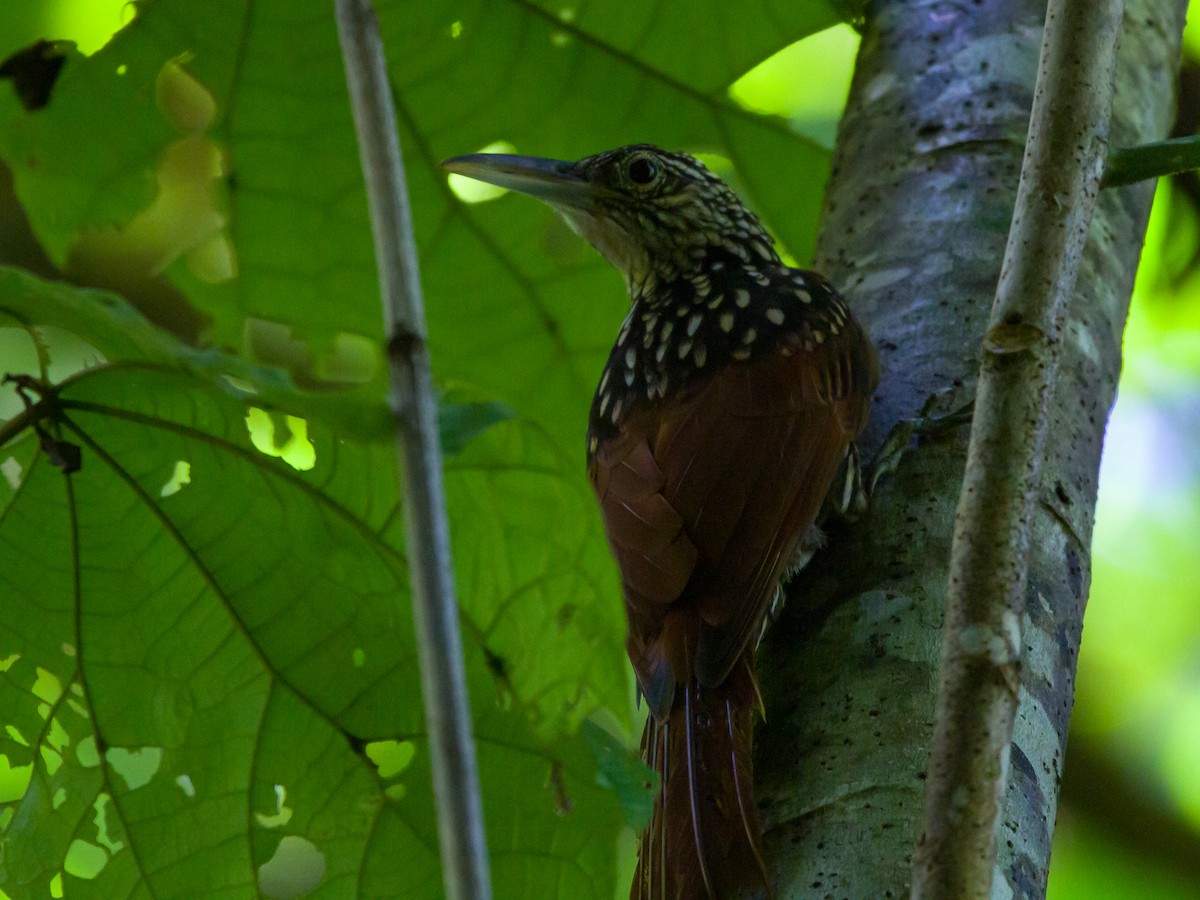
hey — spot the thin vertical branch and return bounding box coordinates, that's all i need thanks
[333,3,492,899]
[911,2,1123,898]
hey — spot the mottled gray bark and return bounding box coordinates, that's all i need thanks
[913,2,1123,896]
[754,1,1185,898]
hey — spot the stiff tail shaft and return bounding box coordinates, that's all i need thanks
[632,661,769,900]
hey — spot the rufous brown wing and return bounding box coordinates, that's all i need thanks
[441,145,877,900]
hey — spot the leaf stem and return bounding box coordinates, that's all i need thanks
[1103,135,1200,187]
[0,401,37,449]
[911,1,1124,897]
[333,4,492,900]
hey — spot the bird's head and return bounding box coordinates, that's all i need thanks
[441,144,780,296]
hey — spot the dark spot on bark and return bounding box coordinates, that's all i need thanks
[1055,480,1071,506]
[1066,545,1083,599]
[0,40,69,111]
[387,328,420,360]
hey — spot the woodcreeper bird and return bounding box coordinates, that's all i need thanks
[442,145,876,900]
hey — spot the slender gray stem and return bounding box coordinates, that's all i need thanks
[333,3,492,899]
[911,2,1123,898]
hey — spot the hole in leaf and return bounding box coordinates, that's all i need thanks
[47,0,132,56]
[245,319,380,387]
[319,332,380,383]
[728,24,859,127]
[69,132,235,288]
[690,152,733,180]
[40,746,62,776]
[448,141,518,204]
[0,328,104,424]
[0,455,25,494]
[187,230,237,284]
[176,774,196,798]
[64,839,107,879]
[159,460,191,497]
[255,783,293,829]
[352,648,366,668]
[105,746,162,791]
[76,735,99,768]
[365,740,415,780]
[33,667,63,710]
[36,326,108,384]
[1,456,25,491]
[0,754,31,803]
[258,835,326,899]
[66,56,234,338]
[384,783,407,802]
[93,793,124,853]
[0,327,39,422]
[6,724,29,747]
[245,408,316,471]
[156,56,215,133]
[47,716,69,752]
[52,787,67,809]
[449,20,463,38]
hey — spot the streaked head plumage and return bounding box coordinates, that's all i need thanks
[442,144,779,291]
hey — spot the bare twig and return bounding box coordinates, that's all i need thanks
[333,3,492,899]
[911,2,1124,898]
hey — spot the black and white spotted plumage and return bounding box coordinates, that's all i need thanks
[442,143,877,900]
[588,254,858,449]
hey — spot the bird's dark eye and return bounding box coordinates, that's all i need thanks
[627,157,658,185]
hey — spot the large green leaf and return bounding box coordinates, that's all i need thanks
[0,271,630,898]
[0,0,846,896]
[0,0,837,452]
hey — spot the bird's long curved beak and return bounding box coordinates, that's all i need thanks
[440,153,595,210]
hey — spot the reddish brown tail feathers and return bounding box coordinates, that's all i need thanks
[631,673,769,900]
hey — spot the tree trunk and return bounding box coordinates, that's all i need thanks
[754,1,1186,897]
